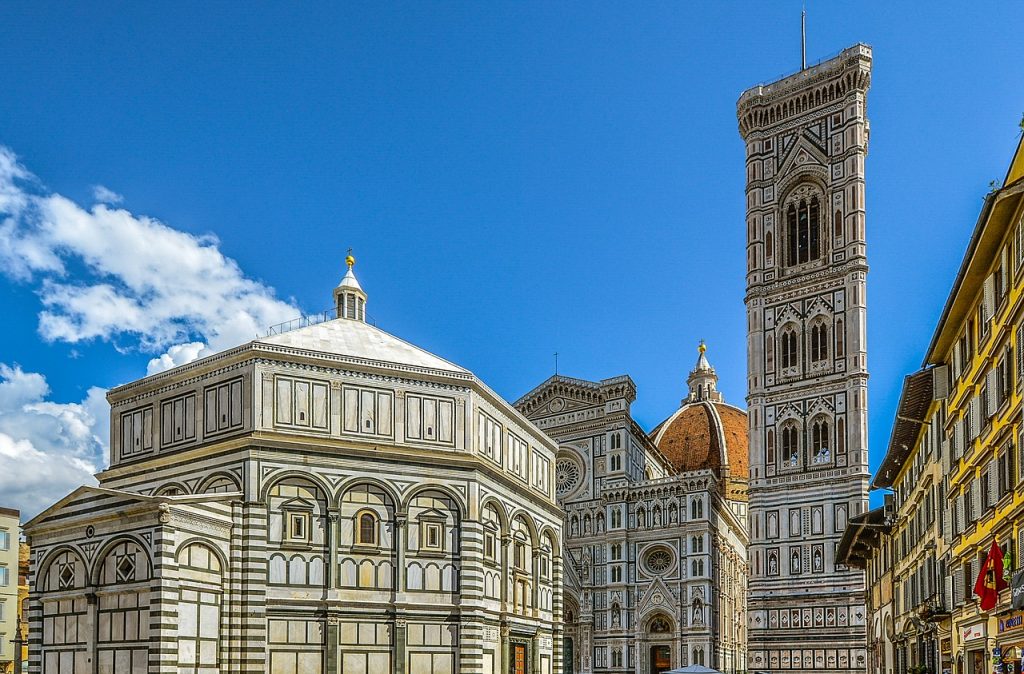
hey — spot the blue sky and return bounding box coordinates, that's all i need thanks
[1,2,1021,516]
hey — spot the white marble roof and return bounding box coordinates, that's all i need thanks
[258,318,468,374]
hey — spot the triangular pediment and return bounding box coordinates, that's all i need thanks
[515,376,610,420]
[25,486,239,531]
[778,133,829,179]
[637,575,676,615]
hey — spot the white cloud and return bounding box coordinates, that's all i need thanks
[0,364,107,519]
[0,145,301,368]
[146,341,206,375]
[91,185,123,204]
[0,145,309,517]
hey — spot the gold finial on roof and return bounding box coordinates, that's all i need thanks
[698,339,706,354]
[346,247,355,269]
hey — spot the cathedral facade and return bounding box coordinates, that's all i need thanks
[516,346,748,674]
[24,261,563,674]
[737,44,873,672]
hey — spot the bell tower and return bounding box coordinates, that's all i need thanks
[737,44,872,673]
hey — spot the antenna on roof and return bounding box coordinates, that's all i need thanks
[801,7,807,70]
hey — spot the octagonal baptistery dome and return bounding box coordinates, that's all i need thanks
[648,342,749,503]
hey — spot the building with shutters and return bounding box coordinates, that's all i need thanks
[23,257,564,674]
[0,508,19,674]
[866,367,951,674]
[920,136,1024,674]
[515,343,749,674]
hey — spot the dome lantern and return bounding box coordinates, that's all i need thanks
[334,249,367,322]
[685,340,723,404]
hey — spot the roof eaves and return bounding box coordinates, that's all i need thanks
[923,194,996,365]
[871,368,933,489]
[836,507,889,568]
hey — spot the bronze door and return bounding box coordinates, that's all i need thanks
[512,643,528,674]
[650,645,672,674]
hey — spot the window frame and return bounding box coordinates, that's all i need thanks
[354,509,379,548]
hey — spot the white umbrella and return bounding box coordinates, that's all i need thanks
[664,666,723,674]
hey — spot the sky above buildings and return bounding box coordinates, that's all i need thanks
[0,2,1021,516]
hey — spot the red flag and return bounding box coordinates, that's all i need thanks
[975,540,1009,611]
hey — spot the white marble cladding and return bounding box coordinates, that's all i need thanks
[107,355,557,503]
[41,271,565,674]
[108,362,255,467]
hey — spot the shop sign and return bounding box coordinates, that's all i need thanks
[1013,570,1024,610]
[963,623,987,641]
[1000,613,1024,633]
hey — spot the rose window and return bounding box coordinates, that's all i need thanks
[556,458,581,496]
[645,548,673,575]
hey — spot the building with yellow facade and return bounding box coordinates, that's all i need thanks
[0,508,19,674]
[923,136,1024,674]
[17,542,28,672]
[870,367,952,673]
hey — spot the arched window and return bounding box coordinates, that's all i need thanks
[811,418,830,464]
[786,191,823,266]
[690,499,703,520]
[766,429,776,465]
[766,334,775,372]
[781,329,798,369]
[781,424,799,467]
[811,324,828,362]
[809,196,820,259]
[834,210,843,237]
[766,230,774,259]
[837,418,846,455]
[786,204,798,265]
[835,318,845,357]
[357,511,377,546]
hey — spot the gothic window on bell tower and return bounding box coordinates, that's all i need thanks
[785,189,823,266]
[810,323,829,362]
[780,328,799,370]
[811,417,831,465]
[781,423,799,468]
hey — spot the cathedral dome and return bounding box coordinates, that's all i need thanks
[648,343,749,493]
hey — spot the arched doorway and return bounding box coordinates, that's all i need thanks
[563,596,581,674]
[644,614,675,674]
